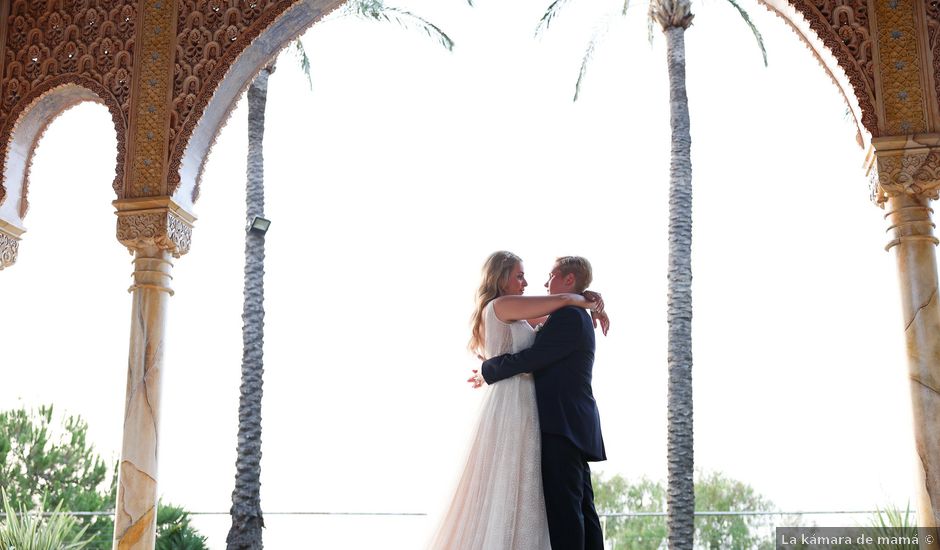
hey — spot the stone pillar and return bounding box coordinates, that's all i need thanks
[870,136,940,538]
[112,197,193,550]
[110,0,186,542]
[884,193,940,529]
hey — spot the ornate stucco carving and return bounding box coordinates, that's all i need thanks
[0,230,19,269]
[0,0,135,204]
[0,220,25,269]
[788,0,879,136]
[13,78,127,218]
[127,0,175,198]
[168,0,293,197]
[873,0,927,135]
[924,0,940,123]
[0,0,344,210]
[114,198,195,257]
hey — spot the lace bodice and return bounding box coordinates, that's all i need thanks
[483,301,536,359]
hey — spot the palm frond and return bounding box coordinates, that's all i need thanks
[383,6,455,51]
[293,40,312,90]
[343,0,378,18]
[349,1,454,51]
[0,490,90,550]
[864,503,918,550]
[622,0,630,16]
[574,15,614,101]
[724,0,767,66]
[535,0,573,37]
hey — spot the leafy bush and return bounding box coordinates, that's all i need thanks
[155,503,209,550]
[0,405,115,545]
[850,504,919,550]
[593,470,776,549]
[1,406,209,549]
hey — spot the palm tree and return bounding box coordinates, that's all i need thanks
[225,3,453,549]
[536,1,765,548]
[225,60,272,550]
[655,4,697,546]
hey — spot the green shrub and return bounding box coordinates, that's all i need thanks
[850,504,919,550]
[155,503,208,550]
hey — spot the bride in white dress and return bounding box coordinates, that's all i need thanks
[428,251,604,550]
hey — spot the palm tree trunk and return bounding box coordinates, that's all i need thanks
[226,64,272,550]
[663,23,695,550]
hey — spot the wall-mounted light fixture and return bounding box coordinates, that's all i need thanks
[247,216,271,235]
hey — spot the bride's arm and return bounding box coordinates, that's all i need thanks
[527,291,605,328]
[492,294,596,323]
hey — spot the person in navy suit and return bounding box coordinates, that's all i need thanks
[470,256,607,550]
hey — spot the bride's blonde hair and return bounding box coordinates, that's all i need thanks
[469,251,522,358]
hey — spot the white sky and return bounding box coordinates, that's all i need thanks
[0,0,921,547]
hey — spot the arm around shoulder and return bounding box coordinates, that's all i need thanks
[492,293,594,323]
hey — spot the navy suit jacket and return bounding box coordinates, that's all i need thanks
[481,306,606,462]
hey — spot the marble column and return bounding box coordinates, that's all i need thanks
[885,193,940,533]
[112,198,193,550]
[870,136,940,538]
[114,245,172,549]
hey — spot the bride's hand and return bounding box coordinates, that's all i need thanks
[467,369,486,389]
[582,290,604,314]
[591,310,610,336]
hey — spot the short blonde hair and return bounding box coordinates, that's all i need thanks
[555,256,592,293]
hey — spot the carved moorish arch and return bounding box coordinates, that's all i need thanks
[759,0,876,147]
[167,0,346,211]
[760,0,940,201]
[0,0,352,268]
[0,0,136,269]
[0,76,125,224]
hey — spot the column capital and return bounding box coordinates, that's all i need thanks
[0,219,24,270]
[867,134,940,206]
[114,197,196,258]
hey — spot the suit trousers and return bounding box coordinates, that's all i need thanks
[540,432,604,550]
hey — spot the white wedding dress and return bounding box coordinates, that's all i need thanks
[428,301,552,550]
